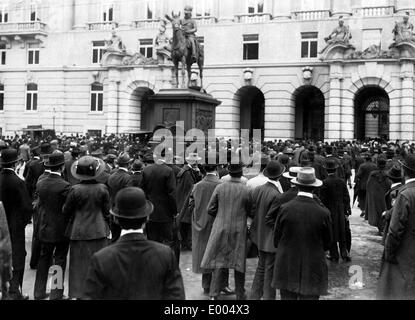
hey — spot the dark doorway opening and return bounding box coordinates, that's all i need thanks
[131,87,155,131]
[294,85,325,141]
[237,86,265,140]
[354,86,389,141]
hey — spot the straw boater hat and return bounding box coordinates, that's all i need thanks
[110,187,154,220]
[291,167,323,188]
[71,156,106,181]
[282,166,301,180]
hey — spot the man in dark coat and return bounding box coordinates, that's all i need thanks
[107,153,134,242]
[320,159,352,262]
[250,161,284,300]
[141,156,178,261]
[33,153,71,300]
[355,153,377,217]
[83,188,185,300]
[24,145,45,199]
[177,153,202,251]
[0,149,32,300]
[272,167,332,300]
[0,201,12,299]
[130,160,144,187]
[377,155,415,299]
[365,157,391,234]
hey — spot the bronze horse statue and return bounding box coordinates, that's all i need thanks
[165,12,204,91]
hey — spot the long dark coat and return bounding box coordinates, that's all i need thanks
[382,183,403,244]
[320,175,351,243]
[0,202,12,283]
[107,169,134,209]
[377,181,415,299]
[0,170,33,272]
[188,174,222,274]
[24,157,44,199]
[201,178,253,273]
[272,196,332,296]
[355,160,377,210]
[177,166,199,224]
[250,182,282,253]
[82,233,185,300]
[141,163,177,223]
[36,174,71,243]
[365,170,391,229]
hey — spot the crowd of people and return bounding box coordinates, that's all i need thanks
[0,133,415,300]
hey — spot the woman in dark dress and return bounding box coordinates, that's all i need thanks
[63,156,110,299]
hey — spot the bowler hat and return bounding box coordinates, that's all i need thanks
[323,159,339,172]
[399,154,415,172]
[0,140,8,150]
[44,152,65,168]
[111,187,154,220]
[282,166,301,180]
[0,149,20,165]
[291,167,323,188]
[71,156,106,181]
[40,143,52,156]
[117,152,133,165]
[263,160,285,179]
[228,163,243,174]
[386,165,403,181]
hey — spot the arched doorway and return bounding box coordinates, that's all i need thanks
[235,86,265,139]
[131,87,155,131]
[294,85,325,141]
[354,86,390,141]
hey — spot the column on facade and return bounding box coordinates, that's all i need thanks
[272,0,292,19]
[331,0,352,17]
[73,0,89,30]
[118,0,134,29]
[340,84,354,141]
[396,0,415,14]
[218,0,235,23]
[106,70,121,134]
[325,64,343,141]
[399,62,415,141]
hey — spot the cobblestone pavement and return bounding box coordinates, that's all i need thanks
[21,188,384,300]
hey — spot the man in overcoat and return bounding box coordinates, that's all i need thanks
[355,152,377,217]
[0,149,32,300]
[201,163,253,300]
[320,159,352,262]
[83,187,185,300]
[250,161,285,300]
[0,201,12,299]
[107,153,134,242]
[33,153,71,300]
[377,154,415,299]
[272,167,332,300]
[141,155,179,261]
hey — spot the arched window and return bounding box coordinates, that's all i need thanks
[91,83,103,112]
[0,84,4,111]
[26,83,38,111]
[0,2,8,23]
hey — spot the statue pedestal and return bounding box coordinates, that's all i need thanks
[319,43,356,61]
[148,89,221,134]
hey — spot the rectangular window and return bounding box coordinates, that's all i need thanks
[139,39,154,58]
[30,1,38,21]
[243,34,259,60]
[91,84,104,112]
[193,0,212,17]
[28,43,40,65]
[0,7,8,23]
[301,32,318,58]
[146,0,156,19]
[0,85,4,111]
[103,4,114,22]
[0,43,6,65]
[247,0,264,14]
[92,41,106,64]
[26,86,38,111]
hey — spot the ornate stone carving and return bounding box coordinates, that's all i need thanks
[346,45,399,60]
[302,66,313,83]
[105,31,127,53]
[391,12,415,45]
[155,21,172,64]
[320,16,353,54]
[122,52,158,66]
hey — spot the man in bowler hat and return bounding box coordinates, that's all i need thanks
[82,187,185,300]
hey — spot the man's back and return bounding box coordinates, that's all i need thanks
[83,233,185,300]
[107,169,133,207]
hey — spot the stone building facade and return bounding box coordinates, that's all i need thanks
[1,0,415,142]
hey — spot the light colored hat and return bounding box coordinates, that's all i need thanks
[282,166,301,180]
[185,152,202,162]
[184,5,193,12]
[291,167,323,188]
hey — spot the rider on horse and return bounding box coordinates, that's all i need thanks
[181,5,199,63]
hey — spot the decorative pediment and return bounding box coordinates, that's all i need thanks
[101,51,159,67]
[389,41,415,59]
[319,43,356,61]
